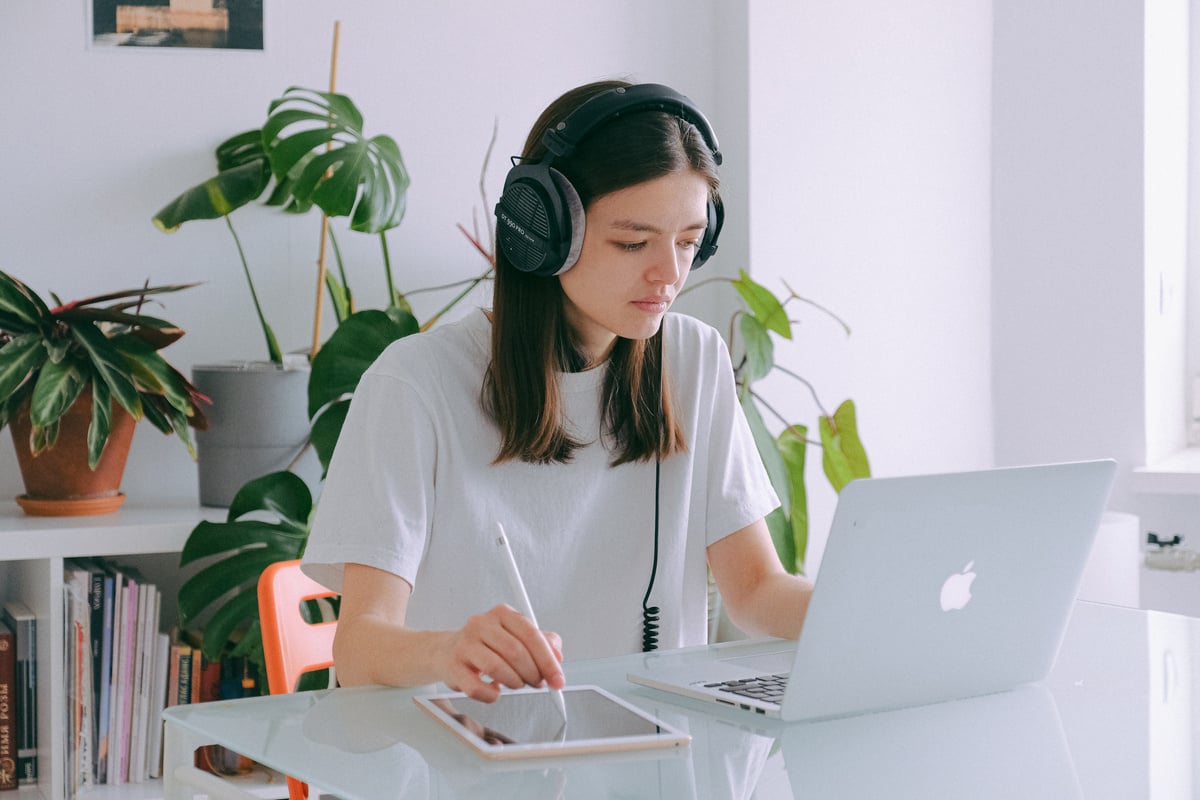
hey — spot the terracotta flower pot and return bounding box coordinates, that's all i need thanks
[9,389,136,516]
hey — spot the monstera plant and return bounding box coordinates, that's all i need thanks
[153,86,412,363]
[176,307,417,680]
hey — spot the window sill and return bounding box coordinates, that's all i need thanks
[1133,448,1200,495]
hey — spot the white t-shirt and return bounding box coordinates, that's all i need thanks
[302,309,778,660]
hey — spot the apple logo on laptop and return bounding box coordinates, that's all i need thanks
[939,561,976,611]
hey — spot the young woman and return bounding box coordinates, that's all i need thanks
[301,79,814,702]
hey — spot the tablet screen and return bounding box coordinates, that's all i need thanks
[414,685,689,759]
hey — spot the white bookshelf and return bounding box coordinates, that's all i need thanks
[0,501,283,800]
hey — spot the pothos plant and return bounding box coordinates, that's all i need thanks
[714,270,871,574]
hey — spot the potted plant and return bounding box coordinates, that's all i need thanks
[714,269,871,575]
[152,86,412,506]
[0,270,207,515]
[175,150,500,682]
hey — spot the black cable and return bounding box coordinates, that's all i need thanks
[641,458,661,651]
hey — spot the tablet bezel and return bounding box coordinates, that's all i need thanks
[413,684,691,760]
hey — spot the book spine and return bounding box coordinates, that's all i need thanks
[65,569,94,795]
[0,622,16,791]
[105,571,124,786]
[146,632,170,779]
[1,602,36,787]
[95,573,114,784]
[115,578,138,785]
[176,645,193,707]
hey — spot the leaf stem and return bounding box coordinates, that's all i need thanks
[380,231,397,308]
[225,216,281,364]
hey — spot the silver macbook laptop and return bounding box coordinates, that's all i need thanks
[627,459,1116,722]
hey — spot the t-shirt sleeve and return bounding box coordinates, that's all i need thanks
[301,369,436,593]
[699,326,781,547]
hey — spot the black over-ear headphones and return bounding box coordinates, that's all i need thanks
[495,83,725,278]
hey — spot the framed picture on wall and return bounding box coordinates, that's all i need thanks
[90,0,264,50]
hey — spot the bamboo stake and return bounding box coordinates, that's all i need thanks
[310,19,341,360]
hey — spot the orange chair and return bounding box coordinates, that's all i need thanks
[258,559,339,800]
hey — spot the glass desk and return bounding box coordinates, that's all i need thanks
[163,601,1199,799]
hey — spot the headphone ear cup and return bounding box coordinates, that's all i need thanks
[495,163,574,276]
[691,194,723,270]
[549,169,586,275]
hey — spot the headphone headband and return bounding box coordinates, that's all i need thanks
[495,82,724,277]
[540,83,723,166]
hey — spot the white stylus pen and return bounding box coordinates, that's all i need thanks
[495,522,567,721]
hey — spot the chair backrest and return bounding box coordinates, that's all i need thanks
[258,560,339,800]
[258,559,338,695]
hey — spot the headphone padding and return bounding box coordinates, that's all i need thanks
[549,169,586,275]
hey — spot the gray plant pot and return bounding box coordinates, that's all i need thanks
[192,359,320,507]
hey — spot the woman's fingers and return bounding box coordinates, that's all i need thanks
[442,605,564,701]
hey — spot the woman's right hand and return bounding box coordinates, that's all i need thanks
[436,604,565,702]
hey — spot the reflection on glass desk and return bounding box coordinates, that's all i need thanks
[162,601,1199,799]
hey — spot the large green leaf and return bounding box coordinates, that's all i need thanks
[68,323,143,420]
[307,309,416,471]
[178,546,294,627]
[87,379,112,469]
[28,357,85,429]
[197,586,262,663]
[819,399,871,492]
[263,87,410,234]
[227,470,313,527]
[738,313,774,385]
[776,425,809,574]
[177,470,313,666]
[179,519,308,566]
[308,309,417,420]
[741,394,791,514]
[765,508,794,577]
[141,396,197,458]
[309,399,349,476]
[152,157,271,231]
[0,271,51,332]
[0,335,47,402]
[112,335,197,418]
[732,270,791,339]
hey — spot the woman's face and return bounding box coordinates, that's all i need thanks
[559,169,711,366]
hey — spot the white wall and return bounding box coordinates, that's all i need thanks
[991,0,1147,513]
[0,0,730,502]
[6,2,1153,587]
[747,1,995,573]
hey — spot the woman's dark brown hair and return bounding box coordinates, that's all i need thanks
[486,80,721,466]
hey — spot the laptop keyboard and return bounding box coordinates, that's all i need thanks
[706,673,790,704]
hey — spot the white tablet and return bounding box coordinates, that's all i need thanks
[413,684,691,760]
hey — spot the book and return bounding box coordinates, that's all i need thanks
[146,631,170,780]
[129,581,160,783]
[174,643,194,708]
[63,567,94,795]
[0,620,16,791]
[127,581,149,783]
[113,572,139,785]
[104,565,125,785]
[0,601,36,787]
[94,571,115,784]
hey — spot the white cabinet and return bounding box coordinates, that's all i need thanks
[0,502,217,800]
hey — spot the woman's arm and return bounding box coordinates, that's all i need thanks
[333,562,565,702]
[706,519,814,639]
